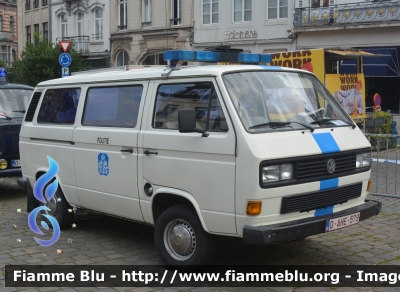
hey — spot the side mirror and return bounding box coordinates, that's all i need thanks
[178,108,209,137]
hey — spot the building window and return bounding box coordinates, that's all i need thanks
[0,16,3,31]
[26,26,31,43]
[234,0,252,22]
[43,22,48,40]
[268,0,288,19]
[116,50,129,66]
[33,0,39,9]
[77,13,84,51]
[94,9,103,40]
[311,0,330,8]
[119,0,127,30]
[203,0,219,24]
[141,54,168,65]
[171,0,181,26]
[142,0,152,25]
[26,0,30,10]
[61,14,67,39]
[10,16,14,33]
[42,0,48,6]
[34,24,39,34]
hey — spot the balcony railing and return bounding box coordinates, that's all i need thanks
[57,36,89,54]
[294,1,400,28]
[0,31,13,41]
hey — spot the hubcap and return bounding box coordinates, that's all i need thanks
[164,220,196,261]
[42,194,59,217]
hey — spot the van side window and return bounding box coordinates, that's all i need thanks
[153,82,228,132]
[82,85,143,128]
[37,88,80,124]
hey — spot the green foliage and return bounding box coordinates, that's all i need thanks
[6,33,90,87]
[370,110,392,134]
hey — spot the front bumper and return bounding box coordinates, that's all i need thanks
[0,168,22,178]
[243,199,381,245]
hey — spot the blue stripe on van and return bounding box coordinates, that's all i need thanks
[315,205,334,217]
[320,178,339,190]
[312,132,340,154]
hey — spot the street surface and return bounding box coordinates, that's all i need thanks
[1,162,399,291]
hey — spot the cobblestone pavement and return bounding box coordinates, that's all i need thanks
[1,176,400,292]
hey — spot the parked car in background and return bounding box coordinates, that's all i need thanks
[0,68,34,178]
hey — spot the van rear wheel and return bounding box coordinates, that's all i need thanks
[40,188,74,229]
[154,204,215,268]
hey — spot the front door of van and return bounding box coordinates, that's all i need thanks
[140,79,237,234]
[73,83,148,221]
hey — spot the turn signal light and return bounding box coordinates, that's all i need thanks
[367,179,372,192]
[0,159,7,169]
[246,201,262,216]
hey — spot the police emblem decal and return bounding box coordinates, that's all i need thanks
[98,153,109,176]
[327,159,336,174]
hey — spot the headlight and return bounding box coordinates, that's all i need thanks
[262,163,293,183]
[356,152,371,168]
[0,159,7,170]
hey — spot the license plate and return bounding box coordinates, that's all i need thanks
[11,160,21,167]
[325,212,360,232]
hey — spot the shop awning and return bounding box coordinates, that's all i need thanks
[326,49,377,58]
[340,47,400,77]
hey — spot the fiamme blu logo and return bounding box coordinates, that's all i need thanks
[27,156,61,246]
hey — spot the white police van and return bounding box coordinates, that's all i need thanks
[18,48,381,267]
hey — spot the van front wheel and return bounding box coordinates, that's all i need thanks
[154,205,215,268]
[41,188,74,229]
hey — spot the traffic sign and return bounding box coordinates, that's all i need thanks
[59,41,71,53]
[59,53,72,67]
[61,67,69,78]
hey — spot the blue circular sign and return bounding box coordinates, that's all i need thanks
[59,53,72,67]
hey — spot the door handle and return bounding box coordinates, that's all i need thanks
[144,150,158,155]
[121,149,133,154]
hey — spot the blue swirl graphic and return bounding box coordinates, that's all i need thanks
[29,156,61,247]
[33,156,59,203]
[28,206,61,246]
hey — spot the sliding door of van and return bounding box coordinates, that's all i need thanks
[140,79,237,234]
[73,82,148,221]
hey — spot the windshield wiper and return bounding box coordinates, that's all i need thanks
[249,121,314,132]
[310,118,356,129]
[12,110,26,113]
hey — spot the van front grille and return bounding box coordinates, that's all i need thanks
[281,183,362,214]
[297,153,356,180]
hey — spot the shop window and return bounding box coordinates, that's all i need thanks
[141,53,168,65]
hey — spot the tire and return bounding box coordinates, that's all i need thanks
[40,187,74,229]
[154,204,215,269]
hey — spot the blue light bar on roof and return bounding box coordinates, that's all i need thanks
[0,68,7,77]
[163,50,272,64]
[164,50,195,61]
[196,51,220,62]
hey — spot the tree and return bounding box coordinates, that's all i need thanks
[7,33,89,87]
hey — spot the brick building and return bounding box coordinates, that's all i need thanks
[0,0,18,65]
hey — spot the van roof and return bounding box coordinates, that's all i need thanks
[36,65,306,88]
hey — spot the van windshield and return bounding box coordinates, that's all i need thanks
[223,71,354,133]
[0,89,32,119]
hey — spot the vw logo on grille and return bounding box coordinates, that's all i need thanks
[327,159,336,174]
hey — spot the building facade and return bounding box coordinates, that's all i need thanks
[17,0,50,59]
[51,0,110,68]
[193,0,295,54]
[109,0,194,66]
[293,0,400,111]
[1,0,18,65]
